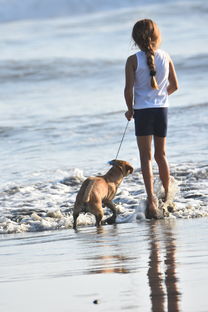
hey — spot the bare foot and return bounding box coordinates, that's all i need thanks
[145,196,159,219]
[163,190,169,202]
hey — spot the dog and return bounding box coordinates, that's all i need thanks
[73,159,133,229]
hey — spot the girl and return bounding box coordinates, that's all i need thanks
[124,19,178,219]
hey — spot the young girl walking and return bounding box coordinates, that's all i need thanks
[124,19,178,219]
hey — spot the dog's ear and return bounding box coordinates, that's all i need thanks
[126,165,133,174]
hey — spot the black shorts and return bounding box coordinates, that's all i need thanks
[134,108,168,137]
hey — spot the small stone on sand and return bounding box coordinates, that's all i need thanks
[93,299,100,304]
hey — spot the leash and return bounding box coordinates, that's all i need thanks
[115,120,129,160]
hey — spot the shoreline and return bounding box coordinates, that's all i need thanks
[1,219,208,311]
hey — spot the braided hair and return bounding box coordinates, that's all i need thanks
[132,19,161,90]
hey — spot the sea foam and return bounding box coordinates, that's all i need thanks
[0,163,208,234]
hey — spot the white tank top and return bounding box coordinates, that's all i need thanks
[134,49,169,109]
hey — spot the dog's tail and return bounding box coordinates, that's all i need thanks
[82,179,95,203]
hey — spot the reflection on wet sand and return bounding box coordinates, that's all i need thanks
[148,221,181,312]
[88,255,130,274]
[85,226,134,274]
[80,221,182,311]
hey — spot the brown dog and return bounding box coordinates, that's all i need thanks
[73,159,133,229]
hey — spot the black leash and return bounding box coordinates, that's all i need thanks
[115,121,129,160]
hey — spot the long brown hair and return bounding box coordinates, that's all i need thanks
[132,19,161,89]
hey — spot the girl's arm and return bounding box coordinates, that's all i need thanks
[167,57,178,95]
[124,55,137,120]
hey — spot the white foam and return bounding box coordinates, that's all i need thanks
[73,168,86,182]
[0,163,208,234]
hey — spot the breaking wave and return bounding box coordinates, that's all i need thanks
[0,163,207,234]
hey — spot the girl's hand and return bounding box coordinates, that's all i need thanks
[125,110,133,121]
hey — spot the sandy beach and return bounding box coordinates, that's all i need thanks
[1,218,208,311]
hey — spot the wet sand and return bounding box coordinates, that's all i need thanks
[0,218,208,312]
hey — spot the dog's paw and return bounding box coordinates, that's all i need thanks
[104,215,116,225]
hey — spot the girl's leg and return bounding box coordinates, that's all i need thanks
[154,136,170,200]
[137,136,158,217]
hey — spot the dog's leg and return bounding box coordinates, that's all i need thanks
[95,213,103,227]
[94,209,103,227]
[104,200,117,224]
[73,211,79,230]
[73,202,82,229]
[90,203,103,227]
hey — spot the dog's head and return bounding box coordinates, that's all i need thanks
[108,159,133,176]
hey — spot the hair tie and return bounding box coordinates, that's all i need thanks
[150,70,156,76]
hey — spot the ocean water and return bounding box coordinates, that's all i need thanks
[0,0,208,233]
[0,1,208,311]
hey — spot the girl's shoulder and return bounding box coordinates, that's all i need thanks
[156,49,170,60]
[135,50,145,57]
[126,53,137,71]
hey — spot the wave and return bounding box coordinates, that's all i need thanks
[0,58,122,83]
[0,100,207,146]
[1,53,207,84]
[175,54,208,73]
[0,163,208,234]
